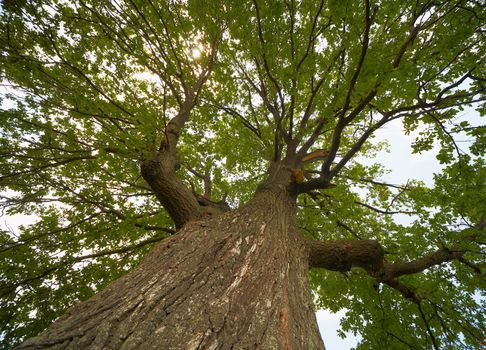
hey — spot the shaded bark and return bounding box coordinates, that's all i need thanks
[18,187,324,350]
[140,151,229,230]
[307,239,384,274]
[140,151,203,229]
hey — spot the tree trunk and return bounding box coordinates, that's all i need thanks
[17,188,325,350]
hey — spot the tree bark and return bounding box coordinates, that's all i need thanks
[17,187,325,350]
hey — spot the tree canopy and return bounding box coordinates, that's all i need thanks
[0,0,485,349]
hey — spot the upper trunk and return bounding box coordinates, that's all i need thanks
[18,186,325,350]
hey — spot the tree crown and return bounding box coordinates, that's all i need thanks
[0,0,484,348]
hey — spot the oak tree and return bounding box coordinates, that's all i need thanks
[0,0,485,349]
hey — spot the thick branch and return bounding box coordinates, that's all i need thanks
[291,176,335,195]
[140,40,218,227]
[307,221,485,278]
[307,238,385,273]
[140,153,202,229]
[383,247,472,279]
[162,66,213,154]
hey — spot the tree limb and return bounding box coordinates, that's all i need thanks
[307,238,385,273]
[307,221,485,279]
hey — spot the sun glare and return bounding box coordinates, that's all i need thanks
[191,48,201,59]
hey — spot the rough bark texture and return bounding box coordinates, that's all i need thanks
[17,188,324,350]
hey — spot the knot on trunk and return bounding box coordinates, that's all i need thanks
[140,154,177,181]
[140,159,160,180]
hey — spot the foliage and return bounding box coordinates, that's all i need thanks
[0,0,484,349]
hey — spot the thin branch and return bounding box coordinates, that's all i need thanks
[215,104,262,139]
[393,25,421,68]
[252,0,285,118]
[0,155,97,181]
[339,176,411,191]
[425,110,463,161]
[335,219,363,239]
[185,163,213,199]
[329,111,387,178]
[0,212,102,253]
[354,200,417,215]
[417,301,440,350]
[342,0,372,113]
[0,234,169,296]
[386,330,418,349]
[295,0,327,73]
